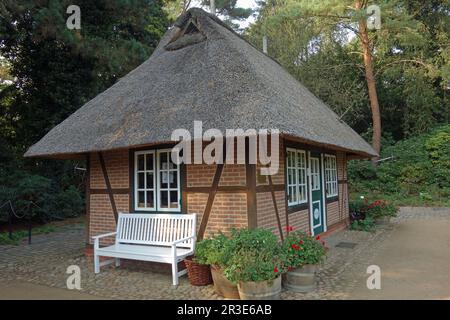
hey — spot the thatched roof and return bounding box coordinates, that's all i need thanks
[25,8,377,159]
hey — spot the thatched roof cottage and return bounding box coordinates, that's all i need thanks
[26,8,376,250]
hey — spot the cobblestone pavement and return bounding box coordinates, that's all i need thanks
[1,207,449,300]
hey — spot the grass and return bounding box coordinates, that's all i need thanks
[0,225,57,245]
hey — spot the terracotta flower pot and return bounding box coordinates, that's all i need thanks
[237,276,281,300]
[283,264,318,293]
[210,265,240,299]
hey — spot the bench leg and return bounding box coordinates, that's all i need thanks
[172,260,179,286]
[115,258,120,267]
[94,254,100,274]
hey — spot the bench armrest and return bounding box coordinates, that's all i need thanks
[92,232,117,240]
[93,232,117,250]
[171,235,196,246]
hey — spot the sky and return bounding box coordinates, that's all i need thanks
[190,0,259,29]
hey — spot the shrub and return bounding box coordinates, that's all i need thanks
[348,125,450,205]
[194,233,234,267]
[223,228,285,283]
[282,231,327,269]
[350,216,376,232]
[193,238,213,265]
[365,200,398,219]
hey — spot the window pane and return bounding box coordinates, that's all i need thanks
[146,191,154,208]
[169,172,178,189]
[170,191,178,208]
[160,172,168,188]
[138,155,144,171]
[146,172,154,188]
[137,191,145,208]
[288,187,294,203]
[160,191,168,208]
[146,154,154,171]
[138,173,145,189]
[168,156,175,169]
[160,152,168,169]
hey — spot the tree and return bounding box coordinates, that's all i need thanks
[0,0,169,151]
[0,0,169,220]
[246,0,449,152]
[165,0,253,30]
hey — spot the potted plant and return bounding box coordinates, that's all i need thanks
[282,231,327,292]
[224,228,285,300]
[204,233,240,299]
[184,238,213,286]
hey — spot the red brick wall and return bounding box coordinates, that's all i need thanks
[88,148,250,244]
[256,139,350,238]
[88,150,130,245]
[256,138,310,237]
[186,158,248,236]
[326,151,349,228]
[87,142,350,246]
[90,150,129,189]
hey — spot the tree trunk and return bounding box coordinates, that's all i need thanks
[356,0,381,163]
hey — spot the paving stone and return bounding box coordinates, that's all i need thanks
[1,208,448,299]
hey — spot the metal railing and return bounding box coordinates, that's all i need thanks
[0,200,33,244]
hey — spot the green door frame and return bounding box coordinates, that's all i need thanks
[308,152,327,235]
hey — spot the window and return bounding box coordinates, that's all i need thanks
[286,148,307,206]
[324,155,338,198]
[310,157,320,191]
[134,149,180,212]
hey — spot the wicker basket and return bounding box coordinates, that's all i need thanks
[184,256,213,286]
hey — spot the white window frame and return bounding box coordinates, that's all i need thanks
[286,148,308,207]
[134,149,181,212]
[324,154,338,198]
[156,149,181,212]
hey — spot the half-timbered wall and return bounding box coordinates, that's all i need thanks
[86,140,350,247]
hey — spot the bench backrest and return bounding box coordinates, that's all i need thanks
[116,213,197,249]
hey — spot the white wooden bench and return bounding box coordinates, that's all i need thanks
[93,213,197,286]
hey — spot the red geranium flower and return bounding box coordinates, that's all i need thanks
[299,240,303,245]
[274,267,279,273]
[285,225,294,232]
[316,235,320,240]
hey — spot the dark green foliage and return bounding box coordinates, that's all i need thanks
[349,125,450,206]
[193,238,213,265]
[0,1,169,223]
[195,233,233,267]
[350,217,375,232]
[223,228,284,283]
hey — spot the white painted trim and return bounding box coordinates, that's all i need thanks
[286,148,307,207]
[312,200,322,229]
[308,151,314,236]
[324,154,338,198]
[156,149,181,212]
[134,150,156,212]
[134,149,181,212]
[321,153,328,232]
